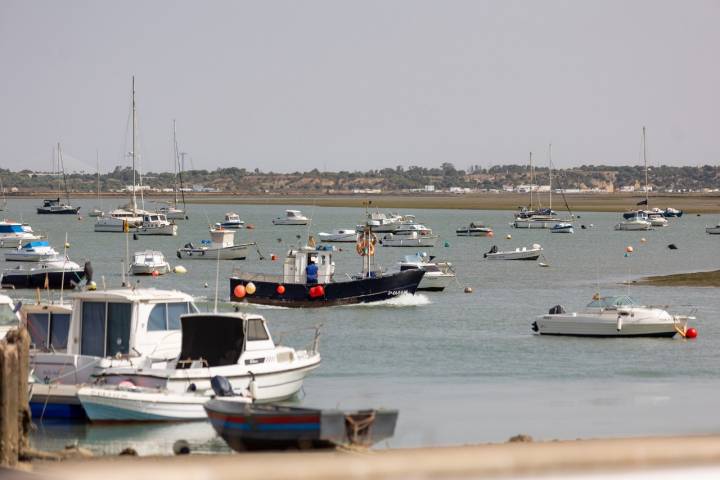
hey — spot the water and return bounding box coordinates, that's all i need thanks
[9,198,719,455]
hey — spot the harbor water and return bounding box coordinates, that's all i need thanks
[8,199,719,455]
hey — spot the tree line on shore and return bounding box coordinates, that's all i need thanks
[2,163,719,193]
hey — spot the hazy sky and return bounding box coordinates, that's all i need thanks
[2,1,719,173]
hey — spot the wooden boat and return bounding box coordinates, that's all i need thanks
[205,400,399,451]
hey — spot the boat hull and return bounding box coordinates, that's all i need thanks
[1,269,85,289]
[456,230,492,236]
[131,264,171,275]
[485,249,542,260]
[135,224,177,236]
[417,273,453,291]
[37,207,80,215]
[177,245,250,260]
[535,317,679,337]
[230,269,425,307]
[706,226,720,235]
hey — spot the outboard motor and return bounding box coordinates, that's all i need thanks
[548,305,565,315]
[83,261,93,283]
[483,245,498,258]
[210,375,235,397]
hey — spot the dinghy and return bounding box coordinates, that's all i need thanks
[484,244,543,261]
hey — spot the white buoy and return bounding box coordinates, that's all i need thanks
[616,316,623,331]
[464,287,473,293]
[506,234,512,240]
[173,265,187,274]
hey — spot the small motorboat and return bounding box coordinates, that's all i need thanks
[205,400,398,451]
[0,221,44,248]
[272,209,310,225]
[94,209,145,232]
[614,215,651,231]
[456,222,493,236]
[219,212,245,229]
[706,224,720,235]
[381,230,438,247]
[36,198,80,215]
[484,244,543,261]
[135,213,178,236]
[4,241,59,262]
[88,208,104,217]
[177,228,255,260]
[532,295,695,337]
[1,258,90,290]
[550,223,574,234]
[647,213,668,227]
[130,250,171,275]
[0,293,20,339]
[399,253,455,291]
[157,206,186,220]
[663,207,683,218]
[318,229,358,243]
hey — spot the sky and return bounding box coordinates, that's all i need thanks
[1,0,719,173]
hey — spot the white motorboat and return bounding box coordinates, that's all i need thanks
[94,209,145,232]
[706,224,720,235]
[0,221,43,248]
[219,212,245,229]
[272,210,310,225]
[381,230,438,247]
[26,287,198,419]
[512,215,558,229]
[130,251,171,275]
[0,293,20,339]
[356,211,403,233]
[484,243,543,260]
[647,213,668,227]
[456,222,493,236]
[318,229,358,243]
[1,258,88,290]
[664,207,683,217]
[177,228,255,260]
[532,295,694,337]
[399,253,455,291]
[83,311,322,421]
[157,206,186,220]
[4,240,59,262]
[88,208,103,217]
[550,223,574,234]
[135,213,177,236]
[77,384,251,422]
[614,215,651,231]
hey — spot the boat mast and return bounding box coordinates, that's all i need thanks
[58,143,71,205]
[172,120,179,210]
[529,152,533,211]
[131,76,138,214]
[96,149,100,204]
[548,144,552,211]
[643,126,649,207]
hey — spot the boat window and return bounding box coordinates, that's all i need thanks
[167,302,187,330]
[49,313,70,350]
[0,304,16,326]
[247,319,269,341]
[81,302,106,357]
[423,265,441,272]
[106,303,131,357]
[148,304,167,331]
[188,302,199,314]
[27,313,49,349]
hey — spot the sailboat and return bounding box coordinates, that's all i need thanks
[94,77,145,232]
[0,174,7,211]
[37,144,81,214]
[88,152,103,217]
[157,120,188,220]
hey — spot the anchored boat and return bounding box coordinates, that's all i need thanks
[484,244,543,261]
[177,228,255,260]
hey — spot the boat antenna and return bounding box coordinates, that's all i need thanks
[643,126,649,208]
[213,241,221,313]
[131,76,138,214]
[528,152,533,210]
[548,144,552,211]
[59,232,68,303]
[96,149,101,210]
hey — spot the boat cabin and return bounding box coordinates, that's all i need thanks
[585,295,638,311]
[133,250,166,267]
[282,247,335,284]
[209,228,236,248]
[175,313,274,369]
[22,303,73,351]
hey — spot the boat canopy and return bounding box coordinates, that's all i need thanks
[586,295,638,309]
[0,223,24,233]
[178,314,246,368]
[24,241,50,248]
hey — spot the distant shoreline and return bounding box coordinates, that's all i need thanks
[8,192,720,213]
[637,270,720,287]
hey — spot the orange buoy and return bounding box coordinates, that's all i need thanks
[245,282,256,294]
[686,327,698,339]
[233,284,246,299]
[271,254,277,261]
[151,270,159,278]
[276,285,285,295]
[625,246,634,253]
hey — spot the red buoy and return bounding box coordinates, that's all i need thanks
[686,327,698,339]
[276,285,285,295]
[151,270,159,278]
[271,254,277,261]
[233,284,246,299]
[315,285,325,297]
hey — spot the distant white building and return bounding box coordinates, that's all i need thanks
[619,186,635,192]
[424,185,435,192]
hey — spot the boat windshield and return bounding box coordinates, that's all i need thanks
[586,296,638,309]
[0,303,16,326]
[177,314,245,368]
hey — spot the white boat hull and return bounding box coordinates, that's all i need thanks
[0,235,43,248]
[4,252,57,262]
[417,273,453,291]
[131,263,171,275]
[135,224,178,236]
[614,221,651,231]
[381,235,438,247]
[706,226,720,235]
[535,314,682,337]
[318,233,358,243]
[513,220,554,229]
[177,244,251,260]
[272,219,309,225]
[485,248,542,260]
[456,230,492,236]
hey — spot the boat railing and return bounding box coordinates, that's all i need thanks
[231,271,335,284]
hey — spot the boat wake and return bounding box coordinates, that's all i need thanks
[349,292,432,308]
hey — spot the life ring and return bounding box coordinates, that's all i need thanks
[356,233,378,256]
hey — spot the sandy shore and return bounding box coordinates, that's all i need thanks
[638,270,720,287]
[34,435,720,480]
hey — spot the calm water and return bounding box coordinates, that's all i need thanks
[8,198,719,455]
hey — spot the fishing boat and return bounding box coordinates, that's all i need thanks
[219,212,245,229]
[550,223,574,234]
[206,400,399,451]
[614,214,651,231]
[4,241,59,262]
[27,287,197,419]
[37,144,81,214]
[81,311,321,421]
[1,258,90,290]
[177,228,255,260]
[484,244,543,261]
[399,253,455,291]
[456,222,493,236]
[273,209,310,225]
[135,213,178,236]
[318,229,358,243]
[381,230,438,247]
[0,221,44,248]
[532,295,695,337]
[0,293,20,339]
[130,251,171,275]
[229,233,425,308]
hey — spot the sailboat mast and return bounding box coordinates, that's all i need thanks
[643,126,648,206]
[131,76,138,213]
[548,144,552,211]
[529,152,533,210]
[172,120,179,209]
[96,150,100,203]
